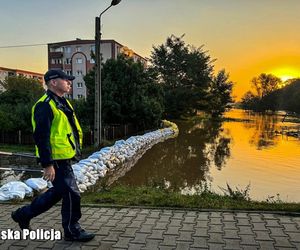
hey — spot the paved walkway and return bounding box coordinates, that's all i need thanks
[0,204,300,249]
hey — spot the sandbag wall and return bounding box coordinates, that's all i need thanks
[73,121,179,192]
[0,121,179,200]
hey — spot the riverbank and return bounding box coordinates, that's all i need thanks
[3,184,300,214]
[1,111,300,211]
[81,185,300,213]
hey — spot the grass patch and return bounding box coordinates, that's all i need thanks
[81,185,300,212]
[0,144,35,154]
[0,141,115,157]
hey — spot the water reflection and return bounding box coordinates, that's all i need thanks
[212,137,231,170]
[242,113,281,149]
[112,118,232,192]
[111,109,300,201]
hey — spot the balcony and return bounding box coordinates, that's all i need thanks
[49,52,63,58]
[49,64,63,70]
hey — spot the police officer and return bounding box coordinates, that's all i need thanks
[11,69,95,242]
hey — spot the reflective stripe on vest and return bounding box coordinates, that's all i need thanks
[32,93,83,160]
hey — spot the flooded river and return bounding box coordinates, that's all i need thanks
[1,109,300,202]
[112,109,300,202]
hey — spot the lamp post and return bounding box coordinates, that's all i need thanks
[94,0,121,147]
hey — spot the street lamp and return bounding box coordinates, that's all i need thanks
[94,0,122,147]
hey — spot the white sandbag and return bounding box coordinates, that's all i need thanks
[74,172,87,183]
[98,171,106,178]
[89,152,101,159]
[72,164,84,172]
[100,147,112,153]
[86,157,99,163]
[78,159,95,166]
[74,162,89,170]
[89,179,96,185]
[0,181,33,201]
[114,140,126,146]
[78,184,87,193]
[25,178,48,192]
[95,162,106,170]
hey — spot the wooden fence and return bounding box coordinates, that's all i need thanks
[0,124,154,146]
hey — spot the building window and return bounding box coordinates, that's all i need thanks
[76,70,83,76]
[66,70,72,75]
[50,47,63,52]
[77,94,83,99]
[76,58,83,64]
[77,82,83,88]
[65,94,72,99]
[65,58,71,64]
[55,47,63,52]
[51,58,62,64]
[90,45,95,52]
[76,46,82,52]
[64,47,71,53]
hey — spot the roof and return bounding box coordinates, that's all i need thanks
[48,39,119,46]
[0,67,43,76]
[48,39,146,61]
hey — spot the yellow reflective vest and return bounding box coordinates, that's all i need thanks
[32,93,83,160]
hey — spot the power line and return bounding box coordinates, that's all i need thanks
[0,43,47,49]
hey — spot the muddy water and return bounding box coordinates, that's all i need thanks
[112,109,300,202]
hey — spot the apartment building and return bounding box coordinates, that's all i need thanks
[48,39,147,99]
[0,67,44,92]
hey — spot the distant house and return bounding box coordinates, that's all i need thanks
[0,67,44,92]
[48,38,147,99]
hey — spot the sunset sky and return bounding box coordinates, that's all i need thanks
[0,0,300,100]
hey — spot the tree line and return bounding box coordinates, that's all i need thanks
[0,35,233,133]
[240,73,300,114]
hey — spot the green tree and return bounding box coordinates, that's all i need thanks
[102,55,163,128]
[251,73,282,99]
[206,70,233,117]
[74,68,95,130]
[0,76,44,132]
[241,73,282,111]
[150,35,214,118]
[70,98,93,133]
[277,79,300,113]
[82,54,164,129]
[241,91,259,110]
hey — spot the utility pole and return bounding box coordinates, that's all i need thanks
[94,16,101,147]
[94,0,122,148]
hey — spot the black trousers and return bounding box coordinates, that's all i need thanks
[17,160,82,235]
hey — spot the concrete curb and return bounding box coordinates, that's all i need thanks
[2,201,300,216]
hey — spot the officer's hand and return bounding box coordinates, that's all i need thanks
[43,165,55,182]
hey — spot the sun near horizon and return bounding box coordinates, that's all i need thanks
[233,63,300,101]
[269,67,300,82]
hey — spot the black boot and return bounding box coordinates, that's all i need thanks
[11,209,31,230]
[64,229,95,242]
